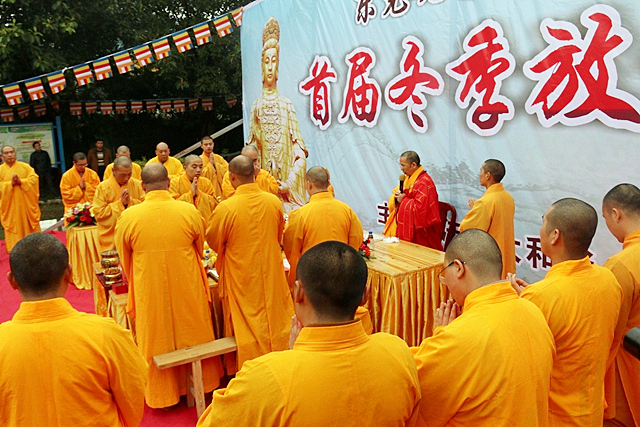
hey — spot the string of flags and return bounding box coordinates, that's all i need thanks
[0,7,243,107]
[0,95,240,123]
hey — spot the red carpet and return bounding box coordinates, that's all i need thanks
[0,232,203,426]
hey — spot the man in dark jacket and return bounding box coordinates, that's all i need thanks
[29,141,58,201]
[87,139,112,180]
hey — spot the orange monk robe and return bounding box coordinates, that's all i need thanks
[459,183,515,279]
[412,281,555,427]
[200,153,228,199]
[206,183,294,369]
[93,176,145,252]
[197,321,421,427]
[221,169,278,200]
[0,161,41,253]
[384,166,442,250]
[0,298,148,427]
[169,174,218,220]
[521,257,622,426]
[115,190,224,408]
[103,161,142,181]
[145,156,184,179]
[604,228,640,426]
[59,166,100,215]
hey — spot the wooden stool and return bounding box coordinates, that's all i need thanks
[153,337,237,418]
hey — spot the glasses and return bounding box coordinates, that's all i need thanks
[438,260,465,284]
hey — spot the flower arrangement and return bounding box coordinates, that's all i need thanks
[65,202,96,228]
[359,237,373,260]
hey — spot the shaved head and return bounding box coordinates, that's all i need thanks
[483,159,505,183]
[297,241,367,321]
[603,184,640,218]
[113,156,132,170]
[445,229,502,283]
[229,155,254,180]
[546,198,597,258]
[116,145,131,155]
[400,151,420,166]
[241,145,259,156]
[184,154,201,167]
[306,166,329,190]
[2,145,15,154]
[156,142,169,151]
[142,163,169,191]
[73,152,87,162]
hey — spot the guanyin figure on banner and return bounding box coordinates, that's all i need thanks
[247,17,308,213]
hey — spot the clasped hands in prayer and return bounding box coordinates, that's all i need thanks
[11,173,21,186]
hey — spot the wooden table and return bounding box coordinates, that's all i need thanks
[365,235,447,347]
[67,225,101,290]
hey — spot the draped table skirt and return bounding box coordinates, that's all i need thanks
[66,225,101,290]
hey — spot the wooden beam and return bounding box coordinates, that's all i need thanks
[153,336,237,370]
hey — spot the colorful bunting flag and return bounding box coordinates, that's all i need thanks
[115,101,128,114]
[213,15,233,37]
[145,100,157,113]
[172,30,194,53]
[25,77,46,101]
[232,8,243,27]
[1,109,15,123]
[173,99,186,113]
[133,45,154,67]
[70,102,83,116]
[47,72,66,94]
[152,38,172,60]
[226,96,237,108]
[202,98,213,111]
[33,104,47,117]
[188,98,199,110]
[100,101,113,115]
[3,84,24,106]
[114,52,135,74]
[17,106,30,118]
[193,22,212,46]
[160,100,173,113]
[50,101,60,111]
[93,58,113,81]
[85,101,98,115]
[130,100,143,113]
[73,64,94,86]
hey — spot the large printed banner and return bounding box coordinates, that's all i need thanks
[242,0,640,281]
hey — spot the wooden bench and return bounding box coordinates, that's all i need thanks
[153,337,237,417]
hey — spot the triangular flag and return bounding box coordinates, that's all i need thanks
[1,109,15,123]
[70,102,83,116]
[226,96,237,108]
[213,15,233,37]
[33,104,47,117]
[145,100,158,113]
[174,99,186,113]
[73,64,94,86]
[114,52,135,74]
[202,98,213,111]
[133,45,154,67]
[17,106,30,119]
[2,84,24,106]
[188,98,199,110]
[93,58,113,81]
[25,77,46,101]
[160,100,173,113]
[47,72,67,94]
[152,38,172,60]
[100,101,113,115]
[85,101,98,115]
[130,100,143,113]
[232,8,243,27]
[115,101,128,114]
[193,22,212,46]
[172,30,194,53]
[50,101,60,111]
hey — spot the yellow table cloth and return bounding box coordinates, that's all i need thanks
[366,236,447,347]
[66,225,101,290]
[92,262,108,316]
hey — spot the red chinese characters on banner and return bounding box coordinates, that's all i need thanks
[384,36,443,133]
[299,56,338,130]
[353,0,377,26]
[524,4,640,132]
[446,20,515,136]
[339,47,382,128]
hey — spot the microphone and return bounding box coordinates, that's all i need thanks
[399,174,406,193]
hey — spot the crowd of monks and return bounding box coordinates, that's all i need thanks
[0,139,638,427]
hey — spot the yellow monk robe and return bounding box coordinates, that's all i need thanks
[0,298,147,427]
[59,166,100,215]
[201,153,228,199]
[116,190,224,408]
[412,281,554,427]
[0,161,40,253]
[93,176,145,252]
[103,161,142,181]
[604,228,640,427]
[521,257,622,426]
[206,183,294,369]
[459,183,515,279]
[197,321,421,427]
[221,169,279,200]
[169,174,218,220]
[145,156,184,179]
